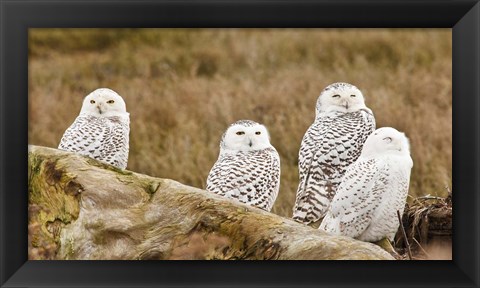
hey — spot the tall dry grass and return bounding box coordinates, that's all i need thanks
[28,29,452,217]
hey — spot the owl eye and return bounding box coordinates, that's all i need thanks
[90,100,96,104]
[332,94,341,98]
[107,100,115,104]
[255,131,261,135]
[236,131,245,135]
[350,94,356,98]
[383,137,393,143]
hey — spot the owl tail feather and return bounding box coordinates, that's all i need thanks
[292,182,331,225]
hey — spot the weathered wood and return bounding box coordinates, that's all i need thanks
[28,145,394,260]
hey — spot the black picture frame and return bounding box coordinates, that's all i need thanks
[1,0,479,287]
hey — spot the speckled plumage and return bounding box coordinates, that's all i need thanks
[319,127,413,242]
[58,88,130,169]
[206,120,280,211]
[292,83,375,224]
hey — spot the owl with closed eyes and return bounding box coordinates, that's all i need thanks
[292,82,376,225]
[206,120,281,212]
[319,127,413,243]
[58,88,130,169]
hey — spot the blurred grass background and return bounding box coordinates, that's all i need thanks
[28,28,452,218]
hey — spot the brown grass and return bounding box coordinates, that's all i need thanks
[28,28,452,218]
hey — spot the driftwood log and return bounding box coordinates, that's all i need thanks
[28,145,393,260]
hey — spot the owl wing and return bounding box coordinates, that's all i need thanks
[292,123,326,221]
[252,148,281,211]
[58,115,105,159]
[320,157,388,238]
[103,116,130,169]
[206,153,236,197]
[293,110,375,223]
[206,149,279,211]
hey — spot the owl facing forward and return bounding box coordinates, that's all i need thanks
[206,120,281,212]
[319,127,413,243]
[292,82,376,225]
[58,88,130,169]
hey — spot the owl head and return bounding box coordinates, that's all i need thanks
[316,82,368,115]
[361,127,412,159]
[80,88,128,117]
[220,120,273,152]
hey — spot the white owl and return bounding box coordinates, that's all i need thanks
[58,88,130,169]
[292,82,376,225]
[319,127,413,243]
[206,120,281,212]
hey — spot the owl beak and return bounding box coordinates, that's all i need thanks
[248,139,253,147]
[344,101,349,109]
[96,105,103,114]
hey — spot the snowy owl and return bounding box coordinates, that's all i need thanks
[206,120,281,211]
[319,127,413,242]
[292,82,376,225]
[58,88,130,169]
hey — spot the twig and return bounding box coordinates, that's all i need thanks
[444,185,451,194]
[416,195,444,201]
[407,194,416,201]
[412,237,430,259]
[397,210,413,260]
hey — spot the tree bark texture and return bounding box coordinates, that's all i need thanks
[28,145,394,260]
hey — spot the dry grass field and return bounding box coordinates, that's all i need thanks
[28,28,452,218]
